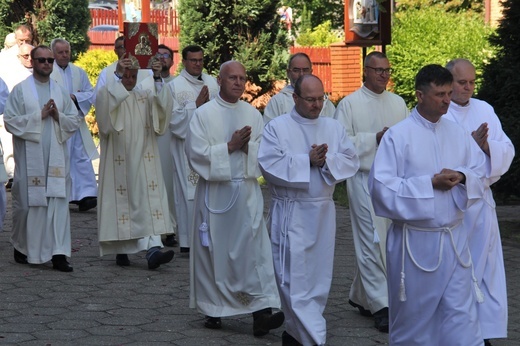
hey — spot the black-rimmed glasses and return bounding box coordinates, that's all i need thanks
[365,66,392,75]
[35,57,55,64]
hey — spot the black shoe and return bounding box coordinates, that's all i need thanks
[116,254,130,266]
[204,316,222,329]
[282,331,302,346]
[163,234,178,247]
[14,248,28,264]
[147,250,174,269]
[180,247,190,253]
[373,307,389,333]
[5,178,12,189]
[484,340,493,346]
[253,310,285,337]
[78,197,97,212]
[52,255,73,272]
[349,299,373,317]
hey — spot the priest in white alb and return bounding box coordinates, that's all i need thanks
[4,45,81,272]
[369,64,487,345]
[95,55,175,270]
[165,45,219,253]
[186,60,284,336]
[259,75,360,346]
[50,38,98,212]
[445,58,514,345]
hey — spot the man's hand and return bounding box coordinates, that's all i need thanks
[309,143,328,168]
[42,99,59,122]
[151,58,162,77]
[376,127,389,145]
[116,54,132,75]
[432,168,465,190]
[471,122,490,157]
[195,85,209,108]
[228,125,251,154]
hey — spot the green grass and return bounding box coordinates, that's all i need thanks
[333,181,349,208]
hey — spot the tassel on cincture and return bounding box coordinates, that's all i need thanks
[373,229,380,244]
[399,271,407,302]
[199,222,209,247]
[473,277,484,303]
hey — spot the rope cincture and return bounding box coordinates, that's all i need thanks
[199,179,242,248]
[399,222,484,303]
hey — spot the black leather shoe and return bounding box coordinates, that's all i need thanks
[116,254,130,266]
[374,307,389,333]
[484,339,493,346]
[180,247,190,253]
[147,250,174,269]
[253,310,285,337]
[282,331,303,346]
[163,234,178,247]
[349,299,373,317]
[204,316,222,329]
[52,255,73,272]
[78,197,97,212]
[14,248,28,264]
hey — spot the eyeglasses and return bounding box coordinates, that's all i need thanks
[365,66,392,75]
[157,53,171,59]
[289,68,311,74]
[186,58,203,64]
[295,93,326,103]
[19,54,30,60]
[34,57,55,64]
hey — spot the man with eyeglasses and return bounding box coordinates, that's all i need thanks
[50,38,98,213]
[334,51,409,333]
[259,74,360,346]
[444,59,514,346]
[152,43,178,249]
[186,60,284,336]
[164,45,219,253]
[263,52,335,124]
[17,43,33,71]
[4,45,82,272]
[154,44,175,83]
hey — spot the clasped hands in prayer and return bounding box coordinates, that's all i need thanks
[432,168,465,191]
[42,99,59,122]
[309,143,328,168]
[228,125,251,154]
[472,122,490,157]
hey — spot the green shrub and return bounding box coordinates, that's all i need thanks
[75,49,117,86]
[296,20,343,47]
[75,49,117,140]
[387,7,495,107]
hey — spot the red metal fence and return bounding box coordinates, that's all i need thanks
[90,9,180,36]
[290,46,332,94]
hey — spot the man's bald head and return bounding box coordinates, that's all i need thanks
[18,43,34,69]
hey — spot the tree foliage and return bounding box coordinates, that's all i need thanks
[296,20,343,47]
[387,6,494,107]
[478,0,520,199]
[396,0,484,13]
[0,0,91,60]
[283,0,344,29]
[178,0,288,92]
